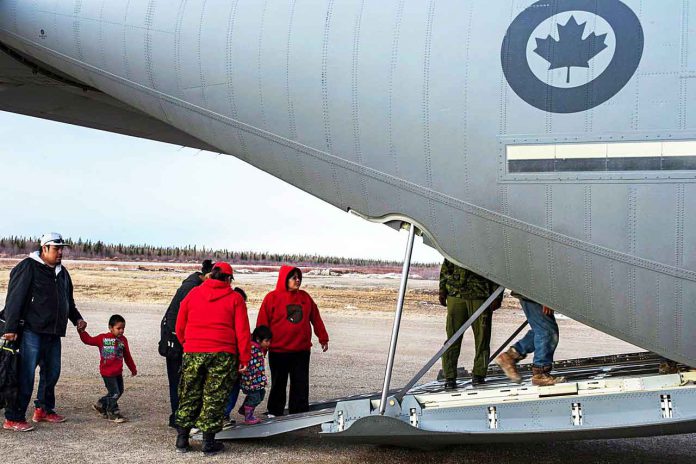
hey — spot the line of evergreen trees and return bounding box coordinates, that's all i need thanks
[0,235,435,267]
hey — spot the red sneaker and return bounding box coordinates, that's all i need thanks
[32,408,66,423]
[3,419,35,432]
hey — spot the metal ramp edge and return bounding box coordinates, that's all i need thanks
[211,408,335,441]
[208,389,403,441]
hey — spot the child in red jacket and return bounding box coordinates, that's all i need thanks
[78,314,137,423]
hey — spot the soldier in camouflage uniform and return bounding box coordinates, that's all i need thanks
[439,259,501,389]
[174,262,251,455]
[176,352,237,432]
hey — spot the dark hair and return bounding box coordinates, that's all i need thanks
[108,314,125,327]
[252,325,272,343]
[210,267,232,282]
[233,287,247,302]
[201,259,214,275]
[285,268,302,289]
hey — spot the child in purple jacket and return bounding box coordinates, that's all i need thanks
[239,326,272,424]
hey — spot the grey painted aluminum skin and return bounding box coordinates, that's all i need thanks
[0,1,695,367]
[325,369,696,445]
[321,415,696,448]
[0,43,215,151]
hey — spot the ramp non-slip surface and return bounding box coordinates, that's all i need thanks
[211,408,334,441]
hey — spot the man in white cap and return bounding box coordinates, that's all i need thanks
[0,233,87,432]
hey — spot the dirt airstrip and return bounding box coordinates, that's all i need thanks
[0,261,694,463]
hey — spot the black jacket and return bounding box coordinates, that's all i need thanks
[159,272,203,356]
[1,256,83,337]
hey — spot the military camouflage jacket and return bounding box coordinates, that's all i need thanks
[439,259,498,300]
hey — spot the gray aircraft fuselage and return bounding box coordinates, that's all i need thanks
[1,0,695,366]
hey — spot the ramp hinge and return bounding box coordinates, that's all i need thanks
[487,406,498,429]
[409,408,420,428]
[571,403,583,426]
[337,411,345,432]
[660,394,674,419]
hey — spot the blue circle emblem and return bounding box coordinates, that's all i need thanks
[501,0,644,114]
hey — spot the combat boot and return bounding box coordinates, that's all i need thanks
[495,347,525,383]
[175,426,191,453]
[444,378,457,390]
[202,432,224,456]
[531,365,566,386]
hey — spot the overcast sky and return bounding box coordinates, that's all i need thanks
[0,112,441,263]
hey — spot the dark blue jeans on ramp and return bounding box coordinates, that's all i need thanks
[5,329,62,421]
[513,300,560,368]
[224,379,241,417]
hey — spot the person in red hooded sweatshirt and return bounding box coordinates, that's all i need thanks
[257,266,329,417]
[174,262,251,456]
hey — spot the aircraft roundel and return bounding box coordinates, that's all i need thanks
[501,0,644,114]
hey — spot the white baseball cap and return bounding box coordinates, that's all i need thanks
[40,232,70,247]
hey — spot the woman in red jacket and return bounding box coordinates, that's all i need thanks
[174,262,250,455]
[257,266,329,417]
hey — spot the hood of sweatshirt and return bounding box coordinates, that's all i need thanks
[198,278,234,302]
[30,251,62,276]
[275,265,302,292]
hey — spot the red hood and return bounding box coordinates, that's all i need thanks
[199,278,234,301]
[275,265,301,292]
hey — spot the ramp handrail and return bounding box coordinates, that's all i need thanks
[395,286,505,402]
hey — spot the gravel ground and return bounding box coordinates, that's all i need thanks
[1,293,695,463]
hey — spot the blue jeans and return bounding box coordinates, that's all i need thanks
[513,300,559,368]
[224,379,241,417]
[99,375,124,413]
[5,330,62,421]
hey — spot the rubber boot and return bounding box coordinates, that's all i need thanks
[243,406,261,425]
[175,426,191,453]
[495,347,525,383]
[531,365,566,386]
[202,432,224,456]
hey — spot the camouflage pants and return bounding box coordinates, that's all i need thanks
[442,297,492,379]
[176,352,238,433]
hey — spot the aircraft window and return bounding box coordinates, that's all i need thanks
[507,140,696,173]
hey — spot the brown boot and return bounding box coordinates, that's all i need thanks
[659,360,680,375]
[531,365,566,386]
[496,347,524,383]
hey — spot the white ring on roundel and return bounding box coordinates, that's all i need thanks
[526,11,616,89]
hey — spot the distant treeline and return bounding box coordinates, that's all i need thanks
[0,235,436,268]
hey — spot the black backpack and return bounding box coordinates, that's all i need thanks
[0,339,19,410]
[158,315,182,359]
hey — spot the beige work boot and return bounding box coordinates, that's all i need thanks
[531,365,566,386]
[496,347,524,383]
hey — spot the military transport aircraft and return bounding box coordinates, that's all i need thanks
[1,0,696,444]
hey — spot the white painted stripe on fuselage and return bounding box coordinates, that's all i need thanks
[507,140,696,161]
